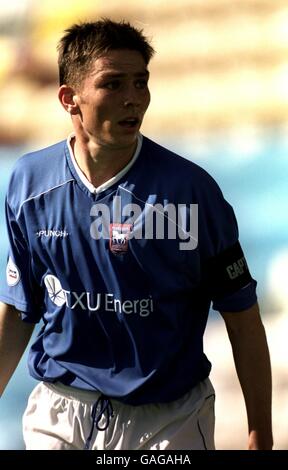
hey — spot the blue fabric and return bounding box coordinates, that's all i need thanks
[0,136,257,405]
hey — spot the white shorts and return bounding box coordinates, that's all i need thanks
[23,378,215,450]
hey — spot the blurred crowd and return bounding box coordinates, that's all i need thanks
[1,0,288,146]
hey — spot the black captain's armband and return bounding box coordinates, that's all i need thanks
[204,241,253,299]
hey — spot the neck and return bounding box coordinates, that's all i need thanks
[71,136,138,188]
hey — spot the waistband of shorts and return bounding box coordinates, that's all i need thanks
[43,381,104,404]
[42,377,214,408]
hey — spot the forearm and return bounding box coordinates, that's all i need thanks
[0,302,34,397]
[222,304,273,450]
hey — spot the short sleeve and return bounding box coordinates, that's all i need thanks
[0,198,43,323]
[199,176,257,312]
[204,241,257,311]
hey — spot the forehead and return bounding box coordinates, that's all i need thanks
[89,49,148,77]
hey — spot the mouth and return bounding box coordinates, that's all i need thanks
[118,117,140,129]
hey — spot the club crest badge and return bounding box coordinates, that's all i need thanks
[109,223,132,254]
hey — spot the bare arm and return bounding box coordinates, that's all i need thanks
[220,302,273,450]
[0,301,34,397]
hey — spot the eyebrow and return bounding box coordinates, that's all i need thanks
[97,71,150,80]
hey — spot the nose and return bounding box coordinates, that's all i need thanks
[123,84,141,108]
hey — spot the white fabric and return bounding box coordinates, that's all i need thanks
[23,379,215,450]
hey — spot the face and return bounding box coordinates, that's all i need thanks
[73,49,150,151]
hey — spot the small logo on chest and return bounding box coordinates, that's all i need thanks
[36,229,69,238]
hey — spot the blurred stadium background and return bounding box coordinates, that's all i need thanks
[0,0,287,449]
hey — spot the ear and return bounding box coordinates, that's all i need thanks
[58,85,80,115]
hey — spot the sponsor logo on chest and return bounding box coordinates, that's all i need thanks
[44,275,153,317]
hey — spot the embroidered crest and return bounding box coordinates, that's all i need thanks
[109,223,132,254]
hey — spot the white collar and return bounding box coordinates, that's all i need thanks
[67,134,143,194]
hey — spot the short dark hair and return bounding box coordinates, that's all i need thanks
[57,18,155,88]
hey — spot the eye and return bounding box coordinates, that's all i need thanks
[135,79,148,89]
[103,80,120,90]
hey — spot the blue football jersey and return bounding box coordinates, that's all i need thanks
[0,135,257,404]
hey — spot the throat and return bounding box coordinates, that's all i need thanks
[88,168,122,188]
[71,137,137,189]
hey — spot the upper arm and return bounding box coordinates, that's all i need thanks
[0,301,35,396]
[220,302,263,334]
[0,301,35,331]
[0,301,20,317]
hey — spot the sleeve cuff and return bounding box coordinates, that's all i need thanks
[212,279,257,312]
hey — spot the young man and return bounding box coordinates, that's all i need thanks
[0,19,273,450]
